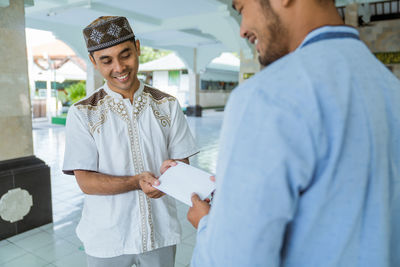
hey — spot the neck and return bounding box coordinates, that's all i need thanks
[285,2,344,51]
[109,77,140,103]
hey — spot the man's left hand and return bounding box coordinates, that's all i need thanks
[187,193,211,229]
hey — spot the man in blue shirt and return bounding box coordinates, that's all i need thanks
[187,0,400,266]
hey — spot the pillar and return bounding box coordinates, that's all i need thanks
[86,60,104,95]
[186,48,202,117]
[345,3,359,27]
[0,0,52,240]
[239,48,260,84]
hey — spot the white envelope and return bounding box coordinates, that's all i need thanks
[154,162,215,206]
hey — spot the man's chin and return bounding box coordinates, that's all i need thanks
[258,52,286,68]
[258,55,270,68]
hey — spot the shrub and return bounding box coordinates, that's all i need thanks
[65,81,86,104]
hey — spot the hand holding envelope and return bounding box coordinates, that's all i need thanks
[154,161,216,207]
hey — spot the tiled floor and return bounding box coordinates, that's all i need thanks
[0,110,224,267]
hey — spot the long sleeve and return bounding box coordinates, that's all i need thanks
[191,84,317,267]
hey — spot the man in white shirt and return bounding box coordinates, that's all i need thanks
[63,16,199,267]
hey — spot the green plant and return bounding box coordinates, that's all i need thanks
[65,82,86,104]
[139,46,171,64]
[57,90,69,106]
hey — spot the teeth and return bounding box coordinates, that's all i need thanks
[117,74,128,80]
[255,39,258,45]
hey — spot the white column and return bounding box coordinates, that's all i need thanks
[188,72,200,106]
[239,48,260,84]
[345,3,359,27]
[0,0,33,160]
[26,44,36,102]
[86,60,104,95]
[188,48,200,106]
[45,55,53,120]
[186,48,202,116]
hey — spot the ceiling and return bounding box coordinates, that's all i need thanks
[23,0,391,71]
[24,0,250,72]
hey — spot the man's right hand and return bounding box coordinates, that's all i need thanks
[137,172,165,199]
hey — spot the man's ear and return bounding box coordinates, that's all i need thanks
[89,54,97,69]
[135,39,141,57]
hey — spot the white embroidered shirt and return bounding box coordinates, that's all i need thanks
[63,81,199,257]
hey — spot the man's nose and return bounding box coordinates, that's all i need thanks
[240,24,248,39]
[113,60,124,73]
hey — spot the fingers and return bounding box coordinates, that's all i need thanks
[140,181,165,198]
[141,172,159,186]
[160,160,178,174]
[137,172,166,199]
[148,190,165,198]
[191,193,201,205]
[187,194,211,229]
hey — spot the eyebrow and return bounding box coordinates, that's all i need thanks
[99,55,110,61]
[119,48,131,56]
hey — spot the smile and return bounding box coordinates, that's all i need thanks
[115,73,129,82]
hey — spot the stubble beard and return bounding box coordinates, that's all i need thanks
[258,4,290,67]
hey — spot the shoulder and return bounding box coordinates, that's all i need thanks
[226,52,320,131]
[74,88,108,108]
[143,85,176,104]
[230,53,305,105]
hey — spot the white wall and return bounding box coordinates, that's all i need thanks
[152,70,188,107]
[151,69,237,108]
[199,91,231,107]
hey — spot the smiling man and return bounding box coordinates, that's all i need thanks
[188,0,400,266]
[62,16,199,267]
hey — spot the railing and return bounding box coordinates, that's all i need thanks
[370,0,400,21]
[337,0,400,24]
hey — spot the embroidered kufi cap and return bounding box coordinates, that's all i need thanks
[83,16,135,52]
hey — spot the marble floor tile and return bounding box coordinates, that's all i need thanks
[0,242,27,265]
[1,109,223,267]
[31,239,77,263]
[1,253,49,267]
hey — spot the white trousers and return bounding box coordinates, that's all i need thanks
[86,245,176,267]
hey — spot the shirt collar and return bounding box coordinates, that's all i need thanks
[102,80,144,100]
[298,25,359,50]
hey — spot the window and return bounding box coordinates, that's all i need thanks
[168,70,180,86]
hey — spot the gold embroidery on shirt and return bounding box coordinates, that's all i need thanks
[76,91,156,251]
[143,86,175,105]
[132,95,148,117]
[108,98,129,121]
[150,104,171,127]
[107,96,155,251]
[89,113,107,134]
[75,93,112,134]
[76,89,107,107]
[137,86,174,127]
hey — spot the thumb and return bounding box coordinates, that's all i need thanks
[144,173,159,186]
[191,193,201,204]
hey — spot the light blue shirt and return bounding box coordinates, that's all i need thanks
[191,26,400,267]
